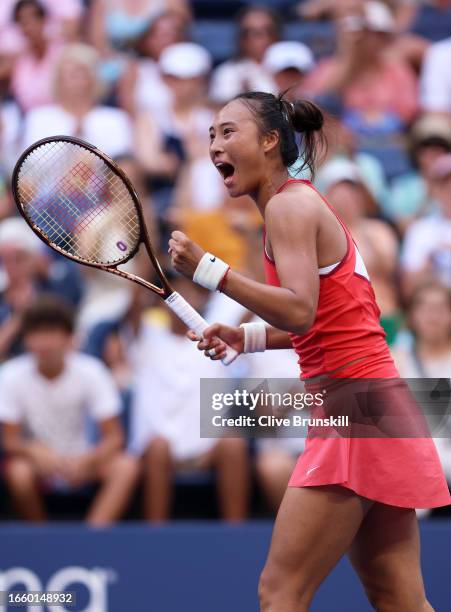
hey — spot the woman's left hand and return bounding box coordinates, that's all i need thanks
[168,230,205,278]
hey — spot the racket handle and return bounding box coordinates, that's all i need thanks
[165,291,238,366]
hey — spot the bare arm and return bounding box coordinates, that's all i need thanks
[135,112,179,177]
[170,190,320,335]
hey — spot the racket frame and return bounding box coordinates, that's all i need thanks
[12,135,173,298]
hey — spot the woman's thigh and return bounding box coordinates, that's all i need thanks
[261,484,372,596]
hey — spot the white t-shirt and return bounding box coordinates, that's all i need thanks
[0,352,121,455]
[400,213,451,273]
[420,37,451,113]
[22,105,133,159]
[129,322,227,461]
[210,58,276,104]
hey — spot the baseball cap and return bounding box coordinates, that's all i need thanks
[159,42,212,79]
[263,41,315,75]
[0,217,42,253]
[410,115,451,149]
[316,158,363,193]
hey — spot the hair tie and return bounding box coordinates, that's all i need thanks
[279,99,295,123]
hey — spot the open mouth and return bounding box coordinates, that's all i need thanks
[215,162,235,183]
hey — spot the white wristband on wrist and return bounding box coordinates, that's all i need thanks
[240,322,267,353]
[193,252,229,291]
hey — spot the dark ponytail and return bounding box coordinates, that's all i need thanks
[233,91,326,179]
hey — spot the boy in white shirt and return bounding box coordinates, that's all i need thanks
[0,295,139,525]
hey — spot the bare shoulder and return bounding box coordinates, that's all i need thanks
[265,182,321,230]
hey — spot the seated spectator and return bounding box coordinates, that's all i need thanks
[0,217,83,361]
[306,1,418,140]
[0,0,84,53]
[22,43,133,158]
[401,153,451,294]
[136,42,228,214]
[388,114,451,232]
[240,329,304,513]
[391,282,451,377]
[118,11,187,117]
[320,158,401,344]
[129,274,250,522]
[0,296,139,524]
[262,40,315,100]
[9,0,64,111]
[209,6,280,104]
[420,35,451,114]
[89,0,190,56]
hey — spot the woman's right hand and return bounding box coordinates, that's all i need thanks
[187,323,244,361]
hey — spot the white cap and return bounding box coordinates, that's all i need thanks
[263,41,315,75]
[0,217,42,254]
[363,1,395,33]
[159,43,212,79]
[317,158,363,192]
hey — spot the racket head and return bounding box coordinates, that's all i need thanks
[12,135,145,269]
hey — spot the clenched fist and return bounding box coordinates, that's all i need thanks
[168,231,205,278]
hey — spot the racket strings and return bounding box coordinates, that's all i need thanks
[16,141,141,265]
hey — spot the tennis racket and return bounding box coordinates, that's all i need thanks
[12,135,238,365]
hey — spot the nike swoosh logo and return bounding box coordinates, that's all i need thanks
[306,466,320,475]
[210,257,216,262]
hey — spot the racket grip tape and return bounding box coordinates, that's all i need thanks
[164,291,238,366]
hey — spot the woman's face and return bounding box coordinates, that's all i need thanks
[326,181,366,224]
[238,10,278,62]
[57,59,96,102]
[410,287,451,344]
[209,99,269,198]
[164,74,205,105]
[16,4,45,44]
[141,14,184,60]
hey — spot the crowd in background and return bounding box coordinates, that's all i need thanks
[0,0,450,524]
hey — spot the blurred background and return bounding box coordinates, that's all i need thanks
[0,0,450,610]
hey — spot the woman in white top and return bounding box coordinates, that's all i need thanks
[136,42,228,211]
[209,6,280,104]
[118,11,187,117]
[22,43,133,158]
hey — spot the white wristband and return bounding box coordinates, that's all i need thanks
[240,322,267,353]
[193,252,229,291]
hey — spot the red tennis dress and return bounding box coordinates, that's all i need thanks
[263,179,450,509]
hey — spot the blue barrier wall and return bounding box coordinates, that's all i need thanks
[0,521,449,612]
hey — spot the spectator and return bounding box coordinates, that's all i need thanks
[391,282,451,377]
[0,295,139,524]
[241,331,304,513]
[118,11,187,116]
[262,41,315,100]
[401,153,451,294]
[209,6,280,104]
[9,0,64,111]
[0,0,84,52]
[129,275,250,522]
[306,1,418,139]
[320,158,401,344]
[0,218,45,361]
[89,0,190,56]
[0,217,82,361]
[420,36,451,114]
[22,43,133,158]
[388,114,451,232]
[136,42,228,214]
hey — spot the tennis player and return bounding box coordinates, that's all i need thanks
[168,92,450,611]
